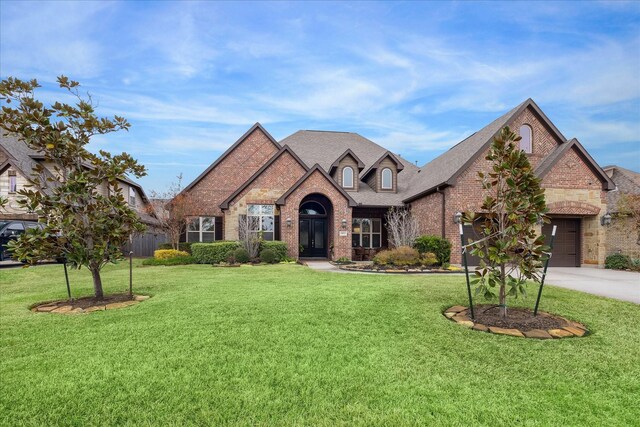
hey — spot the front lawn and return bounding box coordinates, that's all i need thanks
[1,262,638,426]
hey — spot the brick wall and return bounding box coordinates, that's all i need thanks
[224,151,307,240]
[410,190,444,238]
[279,169,352,260]
[186,128,280,218]
[509,108,561,169]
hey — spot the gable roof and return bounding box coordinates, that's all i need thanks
[403,98,569,202]
[219,145,309,209]
[535,138,615,190]
[603,165,640,189]
[275,164,357,207]
[280,130,418,179]
[183,122,281,193]
[361,151,405,180]
[329,148,365,174]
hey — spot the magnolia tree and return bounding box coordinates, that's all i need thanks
[462,126,548,318]
[149,174,202,249]
[0,76,146,299]
[385,207,420,248]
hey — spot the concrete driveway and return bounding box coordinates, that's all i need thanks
[545,268,639,304]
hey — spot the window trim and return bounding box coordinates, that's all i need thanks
[129,187,137,207]
[247,204,275,241]
[352,218,382,248]
[8,170,17,193]
[342,166,354,189]
[519,124,533,154]
[186,216,216,242]
[381,168,393,190]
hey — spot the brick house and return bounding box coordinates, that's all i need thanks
[0,133,165,256]
[179,99,615,266]
[603,165,640,259]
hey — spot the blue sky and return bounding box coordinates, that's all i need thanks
[1,1,639,193]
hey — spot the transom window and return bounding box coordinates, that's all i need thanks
[519,124,532,153]
[299,201,326,216]
[381,168,392,189]
[187,217,216,242]
[342,166,354,188]
[352,218,382,248]
[248,204,275,241]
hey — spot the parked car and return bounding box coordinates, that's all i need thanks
[0,220,44,261]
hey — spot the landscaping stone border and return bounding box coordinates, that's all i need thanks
[32,295,150,315]
[337,264,464,274]
[444,305,589,339]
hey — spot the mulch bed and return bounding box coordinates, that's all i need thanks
[444,305,589,339]
[337,263,463,274]
[471,304,567,330]
[31,293,150,314]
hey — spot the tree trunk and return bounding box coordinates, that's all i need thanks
[499,263,507,318]
[90,266,104,299]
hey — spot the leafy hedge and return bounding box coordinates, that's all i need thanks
[605,253,631,270]
[191,242,241,264]
[259,241,288,262]
[154,249,190,260]
[414,235,451,265]
[158,242,193,254]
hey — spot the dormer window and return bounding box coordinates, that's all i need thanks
[129,187,136,207]
[381,168,392,189]
[519,124,532,153]
[342,166,354,189]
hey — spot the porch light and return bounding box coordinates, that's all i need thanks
[600,213,612,226]
[341,219,347,229]
[453,211,463,224]
[286,217,292,228]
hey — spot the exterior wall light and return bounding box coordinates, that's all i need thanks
[600,213,612,226]
[286,217,292,228]
[453,211,463,224]
[341,219,347,229]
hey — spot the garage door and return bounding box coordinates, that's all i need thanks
[542,218,581,267]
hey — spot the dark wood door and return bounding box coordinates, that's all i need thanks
[299,218,327,258]
[543,219,580,267]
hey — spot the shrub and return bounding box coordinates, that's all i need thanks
[605,253,631,270]
[421,252,438,267]
[260,248,277,264]
[191,241,240,264]
[630,258,640,272]
[259,241,288,262]
[233,248,251,264]
[373,246,421,266]
[142,256,195,266]
[158,242,193,254]
[154,249,190,260]
[414,235,451,265]
[334,256,352,265]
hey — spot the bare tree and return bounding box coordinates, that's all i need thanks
[238,215,261,258]
[385,207,420,248]
[149,174,203,249]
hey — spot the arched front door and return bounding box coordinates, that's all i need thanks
[299,197,330,258]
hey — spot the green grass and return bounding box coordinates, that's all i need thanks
[1,261,638,426]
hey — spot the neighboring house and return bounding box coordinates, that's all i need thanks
[0,133,165,256]
[603,165,640,259]
[177,98,615,266]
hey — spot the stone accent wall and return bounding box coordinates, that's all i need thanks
[223,151,307,240]
[186,128,280,219]
[279,169,352,260]
[605,168,640,258]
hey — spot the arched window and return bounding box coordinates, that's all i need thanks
[299,201,326,216]
[342,166,354,188]
[519,125,532,153]
[381,168,392,189]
